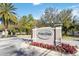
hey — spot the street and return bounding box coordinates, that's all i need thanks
[0,37,79,56]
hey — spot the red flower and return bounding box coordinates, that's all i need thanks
[31,42,77,54]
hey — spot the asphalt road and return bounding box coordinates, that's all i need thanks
[0,37,79,56]
[0,37,29,56]
[0,37,41,56]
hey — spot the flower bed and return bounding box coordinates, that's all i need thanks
[61,43,77,54]
[30,42,77,54]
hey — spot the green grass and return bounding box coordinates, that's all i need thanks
[62,35,79,40]
[62,35,73,40]
[16,34,79,40]
[17,35,31,38]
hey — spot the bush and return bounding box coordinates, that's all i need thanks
[30,42,77,54]
[61,43,77,54]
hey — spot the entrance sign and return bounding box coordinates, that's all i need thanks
[37,29,52,40]
[32,27,62,45]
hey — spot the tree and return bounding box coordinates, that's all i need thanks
[59,9,74,35]
[40,8,61,27]
[18,14,35,35]
[40,8,61,46]
[27,14,35,34]
[28,14,34,21]
[0,3,17,36]
[18,16,27,34]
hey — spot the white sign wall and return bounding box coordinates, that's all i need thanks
[32,27,62,45]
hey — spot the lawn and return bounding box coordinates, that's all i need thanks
[17,35,31,38]
[62,35,79,40]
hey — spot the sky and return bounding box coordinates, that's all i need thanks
[13,3,79,19]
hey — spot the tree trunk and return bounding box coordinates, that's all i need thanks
[64,29,68,36]
[4,24,8,37]
[72,30,74,36]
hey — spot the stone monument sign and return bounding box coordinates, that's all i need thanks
[32,27,62,45]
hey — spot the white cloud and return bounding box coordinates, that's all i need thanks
[71,5,79,8]
[72,9,79,15]
[32,0,42,6]
[33,15,40,19]
[67,4,79,18]
[32,3,40,6]
[67,4,79,9]
[72,8,79,19]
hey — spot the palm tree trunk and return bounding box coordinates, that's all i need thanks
[4,24,8,37]
[2,16,8,37]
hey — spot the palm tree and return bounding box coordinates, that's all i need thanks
[18,14,35,35]
[0,3,17,36]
